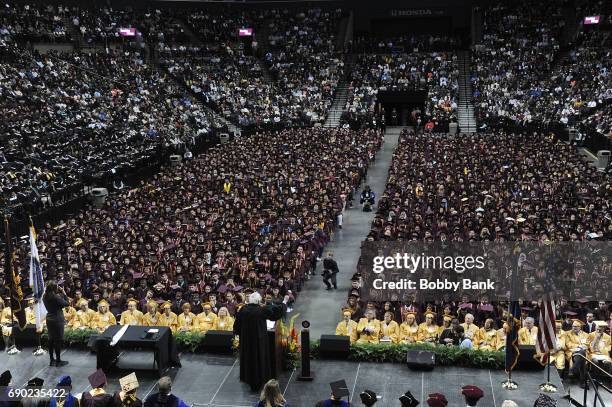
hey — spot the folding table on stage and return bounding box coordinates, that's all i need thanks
[95,325,181,376]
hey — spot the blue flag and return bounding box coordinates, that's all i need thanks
[505,301,521,373]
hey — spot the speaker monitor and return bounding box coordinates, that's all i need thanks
[406,349,435,370]
[319,335,350,358]
[516,345,546,371]
[203,330,234,353]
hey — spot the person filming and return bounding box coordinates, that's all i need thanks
[43,281,69,366]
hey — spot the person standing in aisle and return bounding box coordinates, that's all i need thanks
[322,251,339,290]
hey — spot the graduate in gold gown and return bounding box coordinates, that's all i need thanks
[92,300,117,332]
[214,307,234,331]
[588,321,611,364]
[142,301,161,326]
[120,299,144,325]
[496,322,508,351]
[518,317,538,345]
[417,312,439,343]
[399,312,419,344]
[72,298,96,329]
[196,303,218,333]
[0,298,13,338]
[356,309,381,344]
[177,303,196,332]
[158,301,178,331]
[475,318,499,351]
[565,319,590,380]
[335,309,358,343]
[63,300,78,329]
[380,311,400,344]
[460,313,479,342]
[25,298,36,325]
[548,321,567,370]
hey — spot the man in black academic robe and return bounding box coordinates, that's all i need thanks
[233,292,287,392]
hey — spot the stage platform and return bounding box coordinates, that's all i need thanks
[1,347,603,407]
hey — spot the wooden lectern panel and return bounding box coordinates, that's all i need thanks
[267,320,285,378]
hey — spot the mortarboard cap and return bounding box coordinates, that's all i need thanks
[0,370,11,386]
[98,299,109,307]
[119,372,139,392]
[330,380,350,399]
[594,320,607,328]
[461,385,484,402]
[399,391,419,407]
[57,376,72,388]
[27,378,44,387]
[360,390,379,406]
[426,393,447,407]
[88,369,107,389]
[479,304,494,312]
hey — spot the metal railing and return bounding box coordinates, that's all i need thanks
[575,353,611,407]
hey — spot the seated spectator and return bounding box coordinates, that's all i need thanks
[256,379,288,407]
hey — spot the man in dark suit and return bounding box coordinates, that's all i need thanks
[583,312,596,333]
[322,251,340,290]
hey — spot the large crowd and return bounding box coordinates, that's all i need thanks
[0,2,610,398]
[0,44,216,217]
[339,128,611,379]
[0,3,71,43]
[1,128,382,336]
[343,52,458,130]
[472,0,611,137]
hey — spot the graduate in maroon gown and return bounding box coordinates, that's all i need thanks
[233,292,287,392]
[82,370,113,407]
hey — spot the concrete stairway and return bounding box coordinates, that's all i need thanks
[457,50,478,133]
[323,83,349,128]
[64,16,80,49]
[323,54,354,128]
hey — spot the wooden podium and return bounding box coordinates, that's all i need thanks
[267,320,284,378]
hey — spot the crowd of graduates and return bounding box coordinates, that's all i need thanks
[337,128,612,381]
[0,127,382,345]
[335,303,611,366]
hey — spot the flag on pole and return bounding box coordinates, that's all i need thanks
[504,301,521,373]
[3,216,27,331]
[536,296,556,355]
[29,224,47,330]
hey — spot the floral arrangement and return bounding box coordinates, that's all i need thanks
[278,314,301,370]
